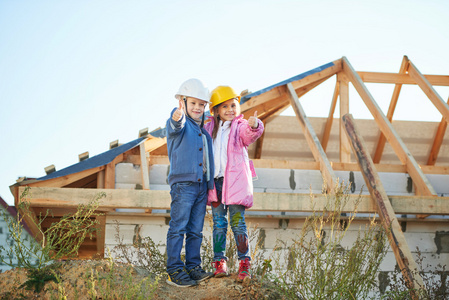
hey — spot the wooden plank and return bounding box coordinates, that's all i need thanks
[104,154,124,190]
[20,186,449,215]
[254,123,265,159]
[408,60,449,124]
[139,143,150,190]
[26,166,105,188]
[287,82,337,190]
[143,137,167,153]
[342,113,424,297]
[97,170,105,189]
[373,56,409,163]
[321,79,339,151]
[357,72,449,86]
[427,96,449,165]
[338,73,351,162]
[95,215,106,258]
[342,57,437,196]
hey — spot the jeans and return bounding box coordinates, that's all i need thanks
[212,177,250,262]
[166,177,208,273]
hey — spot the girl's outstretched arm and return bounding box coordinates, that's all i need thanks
[239,112,264,147]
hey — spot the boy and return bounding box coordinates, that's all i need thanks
[165,78,214,287]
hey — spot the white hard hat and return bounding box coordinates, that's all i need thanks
[175,78,210,102]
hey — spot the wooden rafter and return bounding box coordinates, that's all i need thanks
[286,83,337,190]
[338,73,351,162]
[373,56,410,163]
[321,79,339,151]
[407,59,449,122]
[357,71,449,86]
[427,96,449,165]
[342,114,425,298]
[25,166,105,188]
[342,57,437,196]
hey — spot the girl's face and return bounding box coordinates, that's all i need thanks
[217,98,240,122]
[183,97,207,120]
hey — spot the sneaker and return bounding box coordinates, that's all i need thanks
[166,269,198,287]
[212,259,228,277]
[236,258,251,283]
[188,265,213,282]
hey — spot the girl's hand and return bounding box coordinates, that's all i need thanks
[248,111,258,128]
[172,100,184,122]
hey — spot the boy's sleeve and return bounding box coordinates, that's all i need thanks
[239,119,264,147]
[167,108,186,136]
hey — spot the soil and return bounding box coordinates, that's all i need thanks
[0,259,282,299]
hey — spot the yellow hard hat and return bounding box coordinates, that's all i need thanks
[209,86,241,115]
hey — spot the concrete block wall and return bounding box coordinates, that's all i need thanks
[111,163,449,294]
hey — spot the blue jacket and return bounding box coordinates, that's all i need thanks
[166,108,214,189]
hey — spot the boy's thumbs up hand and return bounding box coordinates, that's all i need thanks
[248,111,258,128]
[172,100,184,122]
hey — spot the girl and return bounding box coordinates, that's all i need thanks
[204,85,264,282]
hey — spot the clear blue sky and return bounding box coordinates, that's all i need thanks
[1,0,448,205]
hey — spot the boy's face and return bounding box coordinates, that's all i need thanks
[217,98,240,122]
[181,97,208,120]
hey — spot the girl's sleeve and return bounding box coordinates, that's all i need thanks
[239,119,264,147]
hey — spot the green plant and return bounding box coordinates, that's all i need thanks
[111,221,166,277]
[86,253,159,299]
[0,187,106,292]
[274,182,388,300]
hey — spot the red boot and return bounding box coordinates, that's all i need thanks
[237,258,251,282]
[212,259,228,277]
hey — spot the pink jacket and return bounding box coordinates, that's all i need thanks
[204,115,264,208]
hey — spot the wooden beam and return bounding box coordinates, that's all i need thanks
[139,143,150,190]
[95,215,106,258]
[342,113,424,297]
[407,59,449,124]
[26,166,105,188]
[104,154,124,189]
[321,79,339,151]
[20,187,449,215]
[287,83,337,190]
[427,96,449,165]
[96,170,105,189]
[373,56,409,163]
[342,57,437,196]
[254,123,265,159]
[357,71,449,86]
[338,73,351,162]
[144,137,167,153]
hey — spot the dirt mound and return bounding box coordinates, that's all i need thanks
[0,260,282,299]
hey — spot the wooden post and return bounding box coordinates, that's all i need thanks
[373,56,409,163]
[286,82,337,191]
[321,79,339,151]
[342,114,425,298]
[140,143,150,190]
[338,73,351,162]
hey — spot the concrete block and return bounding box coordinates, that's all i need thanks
[116,163,142,184]
[116,183,137,189]
[149,165,169,185]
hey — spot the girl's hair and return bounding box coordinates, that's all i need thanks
[211,106,221,140]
